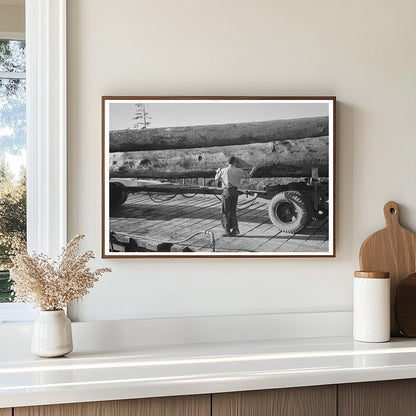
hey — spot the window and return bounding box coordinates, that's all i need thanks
[0,36,26,300]
[0,1,67,324]
[0,33,34,322]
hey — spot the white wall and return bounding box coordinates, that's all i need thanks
[67,0,416,322]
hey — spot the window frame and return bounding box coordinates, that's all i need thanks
[26,0,67,257]
[0,0,67,323]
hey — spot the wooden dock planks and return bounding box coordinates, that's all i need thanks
[110,194,328,253]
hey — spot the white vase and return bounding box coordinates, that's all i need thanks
[31,310,73,357]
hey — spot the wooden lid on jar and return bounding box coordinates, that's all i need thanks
[354,271,390,279]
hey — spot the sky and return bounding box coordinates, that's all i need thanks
[0,40,26,180]
[109,101,330,130]
[3,149,25,179]
[0,101,26,180]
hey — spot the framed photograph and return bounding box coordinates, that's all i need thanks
[102,96,336,257]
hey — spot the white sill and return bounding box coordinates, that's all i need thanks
[0,303,36,324]
[2,334,416,409]
[1,312,355,408]
[0,311,353,352]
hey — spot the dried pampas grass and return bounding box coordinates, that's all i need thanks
[10,234,111,311]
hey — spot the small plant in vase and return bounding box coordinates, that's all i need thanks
[10,234,111,357]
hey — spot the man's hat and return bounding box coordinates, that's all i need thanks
[228,156,237,165]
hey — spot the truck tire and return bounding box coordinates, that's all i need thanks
[110,182,128,208]
[268,191,313,233]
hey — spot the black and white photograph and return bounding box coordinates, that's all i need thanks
[102,97,335,257]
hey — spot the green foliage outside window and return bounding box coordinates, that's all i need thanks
[0,38,27,303]
[0,270,12,302]
[0,162,26,302]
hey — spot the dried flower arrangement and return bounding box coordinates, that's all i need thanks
[10,234,111,311]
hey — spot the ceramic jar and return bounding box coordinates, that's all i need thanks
[353,271,390,343]
[31,310,73,357]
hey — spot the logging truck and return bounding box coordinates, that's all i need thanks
[109,116,330,234]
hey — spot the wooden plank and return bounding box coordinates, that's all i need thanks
[136,195,219,235]
[111,195,221,251]
[219,198,280,251]
[130,196,218,239]
[116,193,217,222]
[139,196,262,252]
[111,208,189,251]
[111,218,163,235]
[294,221,328,252]
[213,218,279,253]
[109,241,126,252]
[109,193,325,254]
[178,198,270,251]
[319,240,329,252]
[166,197,230,246]
[0,409,12,416]
[116,219,273,253]
[276,235,313,252]
[110,116,329,152]
[224,221,282,253]
[111,194,215,234]
[338,380,416,416]
[212,386,336,416]
[359,201,416,335]
[130,205,220,251]
[123,194,149,204]
[156,217,217,243]
[15,395,210,416]
[253,228,294,252]
[252,218,327,253]
[117,197,195,223]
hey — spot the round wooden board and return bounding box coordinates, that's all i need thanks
[395,272,416,337]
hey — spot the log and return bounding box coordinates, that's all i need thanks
[109,136,328,178]
[111,170,216,179]
[109,116,328,152]
[249,163,328,178]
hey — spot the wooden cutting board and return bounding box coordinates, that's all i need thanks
[359,201,416,336]
[395,272,416,337]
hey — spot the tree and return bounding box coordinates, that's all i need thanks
[131,103,151,129]
[0,39,25,73]
[0,162,26,269]
[0,158,14,183]
[0,39,26,156]
[0,40,27,302]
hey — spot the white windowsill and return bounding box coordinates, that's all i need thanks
[1,329,416,409]
[0,303,36,324]
[0,311,356,407]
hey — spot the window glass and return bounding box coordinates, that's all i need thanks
[0,39,26,304]
[0,39,25,72]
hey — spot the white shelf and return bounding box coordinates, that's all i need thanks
[2,335,416,408]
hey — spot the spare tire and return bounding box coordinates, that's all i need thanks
[110,182,128,208]
[268,191,313,233]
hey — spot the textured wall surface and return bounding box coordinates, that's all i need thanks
[67,0,416,322]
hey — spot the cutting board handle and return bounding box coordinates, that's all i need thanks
[384,201,400,228]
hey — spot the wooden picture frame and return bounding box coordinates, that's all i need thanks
[102,96,336,258]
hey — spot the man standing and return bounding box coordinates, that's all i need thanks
[215,156,246,237]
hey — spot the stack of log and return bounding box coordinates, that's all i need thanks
[109,116,329,180]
